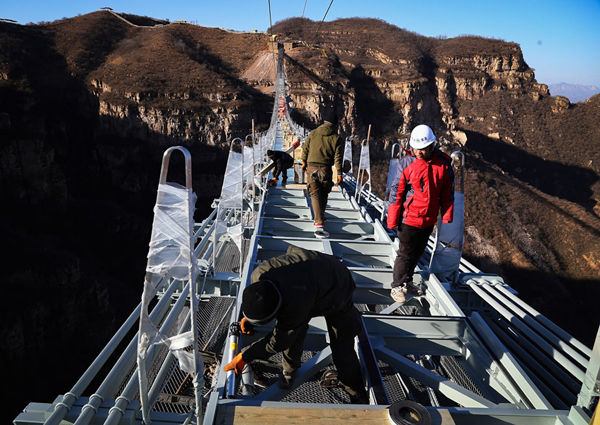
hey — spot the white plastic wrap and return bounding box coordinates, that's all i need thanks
[343,139,353,174]
[213,219,228,246]
[359,143,370,170]
[357,142,371,199]
[219,149,243,209]
[146,183,197,280]
[243,146,254,183]
[213,220,244,258]
[138,180,203,422]
[386,159,398,196]
[429,192,465,281]
[228,223,243,254]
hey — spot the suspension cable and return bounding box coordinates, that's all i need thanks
[268,0,273,36]
[302,0,308,18]
[267,0,277,77]
[311,0,334,45]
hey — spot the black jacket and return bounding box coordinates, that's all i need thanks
[241,246,356,362]
[270,151,294,179]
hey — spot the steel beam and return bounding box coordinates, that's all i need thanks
[375,345,497,408]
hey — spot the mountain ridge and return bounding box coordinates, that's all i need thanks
[548,82,600,103]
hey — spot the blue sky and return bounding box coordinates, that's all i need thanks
[2,0,599,87]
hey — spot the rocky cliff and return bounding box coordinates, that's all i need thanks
[1,12,599,422]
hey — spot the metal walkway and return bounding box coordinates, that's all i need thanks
[14,47,599,425]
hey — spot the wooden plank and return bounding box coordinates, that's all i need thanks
[214,405,457,425]
[214,406,390,424]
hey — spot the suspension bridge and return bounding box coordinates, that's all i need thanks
[13,44,599,425]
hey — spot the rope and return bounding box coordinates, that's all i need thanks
[267,0,277,77]
[311,0,334,45]
[267,0,273,36]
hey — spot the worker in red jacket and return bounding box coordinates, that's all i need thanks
[386,125,454,303]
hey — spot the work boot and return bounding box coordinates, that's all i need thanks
[390,286,407,303]
[404,279,424,296]
[349,390,369,404]
[278,370,297,390]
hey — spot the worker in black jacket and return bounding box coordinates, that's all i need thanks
[267,149,294,186]
[224,245,368,404]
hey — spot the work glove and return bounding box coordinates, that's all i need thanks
[239,317,255,335]
[223,353,246,375]
[302,162,307,172]
[336,175,343,185]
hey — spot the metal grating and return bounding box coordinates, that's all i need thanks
[214,239,251,274]
[280,365,352,404]
[439,355,485,401]
[197,297,236,353]
[112,303,190,401]
[214,240,241,273]
[378,359,410,403]
[377,354,481,408]
[237,351,354,404]
[146,297,235,413]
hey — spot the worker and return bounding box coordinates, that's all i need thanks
[267,149,294,186]
[387,125,454,303]
[224,245,369,404]
[301,112,343,239]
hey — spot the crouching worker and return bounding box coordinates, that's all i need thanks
[267,149,294,186]
[224,245,369,404]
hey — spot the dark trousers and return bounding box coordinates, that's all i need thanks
[392,223,434,288]
[283,302,366,398]
[326,303,366,398]
[306,164,333,225]
[274,166,291,183]
[281,323,308,372]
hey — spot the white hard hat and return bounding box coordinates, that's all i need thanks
[409,125,436,149]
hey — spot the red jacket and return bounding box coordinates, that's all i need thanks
[387,149,454,229]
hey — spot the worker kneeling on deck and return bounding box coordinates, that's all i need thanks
[224,245,368,403]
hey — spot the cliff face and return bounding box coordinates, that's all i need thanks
[274,18,550,141]
[0,14,270,418]
[1,12,600,422]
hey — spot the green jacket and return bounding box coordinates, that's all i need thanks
[301,122,342,171]
[241,245,355,362]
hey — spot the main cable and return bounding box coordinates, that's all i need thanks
[302,0,308,18]
[268,0,273,36]
[311,0,334,45]
[268,0,277,80]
